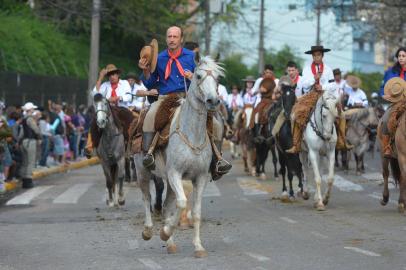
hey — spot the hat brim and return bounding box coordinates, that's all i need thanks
[382,94,404,103]
[305,48,331,54]
[106,69,122,77]
[150,39,158,73]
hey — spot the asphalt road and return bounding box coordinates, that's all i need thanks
[1,148,405,270]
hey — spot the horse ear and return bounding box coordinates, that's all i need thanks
[93,93,103,103]
[194,52,201,65]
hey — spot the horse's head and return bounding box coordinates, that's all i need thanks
[192,56,225,112]
[93,93,109,129]
[367,107,380,128]
[281,84,296,118]
[319,91,339,140]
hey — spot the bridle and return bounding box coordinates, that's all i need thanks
[310,95,335,141]
[187,68,219,114]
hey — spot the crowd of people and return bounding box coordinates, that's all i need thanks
[0,100,94,191]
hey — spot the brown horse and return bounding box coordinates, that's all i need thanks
[377,118,401,210]
[394,112,406,213]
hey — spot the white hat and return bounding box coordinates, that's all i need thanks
[22,102,38,111]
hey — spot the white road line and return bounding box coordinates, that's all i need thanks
[236,177,268,195]
[245,252,271,262]
[368,192,397,205]
[138,258,162,269]
[203,181,221,197]
[322,175,363,192]
[279,217,297,224]
[53,183,93,204]
[343,246,381,257]
[127,239,139,250]
[255,267,268,270]
[6,186,53,205]
[310,231,328,239]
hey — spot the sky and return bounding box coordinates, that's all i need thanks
[209,0,354,73]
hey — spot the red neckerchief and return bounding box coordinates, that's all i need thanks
[401,67,406,79]
[111,82,118,97]
[311,62,324,84]
[292,75,299,84]
[165,48,185,80]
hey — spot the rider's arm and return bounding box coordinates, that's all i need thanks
[140,69,159,90]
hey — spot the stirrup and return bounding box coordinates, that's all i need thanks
[143,153,155,169]
[84,148,93,159]
[286,146,298,154]
[215,159,232,175]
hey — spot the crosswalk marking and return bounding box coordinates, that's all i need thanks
[245,252,271,262]
[322,175,363,192]
[236,177,269,195]
[203,181,221,197]
[344,246,381,257]
[53,183,93,204]
[6,186,53,205]
[138,258,162,269]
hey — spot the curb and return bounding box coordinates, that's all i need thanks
[2,157,100,194]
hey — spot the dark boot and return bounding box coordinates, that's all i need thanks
[22,178,34,189]
[211,141,232,180]
[142,132,156,169]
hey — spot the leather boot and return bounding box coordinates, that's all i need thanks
[286,122,302,153]
[142,132,156,169]
[382,134,392,158]
[22,178,34,189]
[336,118,353,150]
[84,132,93,159]
[211,141,232,181]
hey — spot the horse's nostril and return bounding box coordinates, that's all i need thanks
[207,99,213,104]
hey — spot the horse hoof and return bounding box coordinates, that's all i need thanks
[314,202,325,211]
[380,197,389,206]
[281,192,289,203]
[107,201,114,207]
[398,203,405,214]
[259,173,266,180]
[160,227,171,241]
[194,250,208,258]
[356,171,361,176]
[167,244,177,254]
[118,199,125,206]
[289,195,296,202]
[142,227,153,241]
[323,198,329,206]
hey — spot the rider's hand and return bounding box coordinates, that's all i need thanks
[314,72,321,81]
[138,58,150,71]
[148,89,159,96]
[184,70,193,80]
[315,84,323,91]
[98,68,107,80]
[109,96,120,103]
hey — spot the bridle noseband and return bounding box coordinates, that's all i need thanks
[310,96,335,141]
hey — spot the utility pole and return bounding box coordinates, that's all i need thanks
[258,0,265,74]
[204,0,211,55]
[87,0,101,106]
[315,0,321,45]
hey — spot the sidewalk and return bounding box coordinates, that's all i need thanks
[2,157,99,193]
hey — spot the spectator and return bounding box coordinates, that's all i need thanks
[38,111,52,167]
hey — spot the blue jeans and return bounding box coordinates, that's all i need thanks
[39,135,50,166]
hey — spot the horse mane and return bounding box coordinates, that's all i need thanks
[111,106,136,139]
[198,56,225,78]
[350,108,369,122]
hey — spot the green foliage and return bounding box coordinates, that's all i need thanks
[262,45,304,78]
[220,54,254,90]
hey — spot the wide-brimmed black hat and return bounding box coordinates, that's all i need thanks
[305,45,331,54]
[333,68,341,75]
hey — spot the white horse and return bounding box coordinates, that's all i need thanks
[134,57,224,258]
[300,91,339,211]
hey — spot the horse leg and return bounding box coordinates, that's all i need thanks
[160,170,186,241]
[118,158,126,206]
[381,158,390,206]
[309,150,324,211]
[360,153,365,173]
[399,174,406,214]
[300,152,310,200]
[280,157,288,201]
[242,144,249,173]
[271,144,279,178]
[288,170,295,201]
[153,176,164,215]
[192,174,209,258]
[162,183,177,252]
[137,165,154,240]
[102,164,114,207]
[323,147,336,206]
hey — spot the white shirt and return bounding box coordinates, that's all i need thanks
[92,79,132,107]
[227,93,244,109]
[126,81,150,110]
[344,86,368,107]
[301,62,336,95]
[218,84,228,103]
[332,79,346,97]
[243,89,256,105]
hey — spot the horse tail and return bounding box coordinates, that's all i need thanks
[390,159,401,187]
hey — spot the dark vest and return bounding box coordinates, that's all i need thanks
[22,117,39,140]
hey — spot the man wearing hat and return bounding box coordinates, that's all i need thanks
[286,45,352,153]
[84,64,132,158]
[344,75,368,108]
[20,102,41,188]
[380,77,406,157]
[252,64,279,108]
[138,26,231,177]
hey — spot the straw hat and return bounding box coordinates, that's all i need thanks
[105,64,121,76]
[346,75,362,89]
[305,45,331,54]
[383,77,406,103]
[140,39,158,73]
